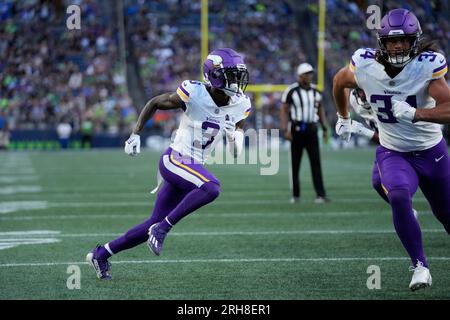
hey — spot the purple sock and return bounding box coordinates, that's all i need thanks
[106,182,186,256]
[159,182,220,232]
[96,245,112,260]
[389,188,428,267]
[107,220,153,255]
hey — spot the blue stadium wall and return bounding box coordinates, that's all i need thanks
[8,130,145,150]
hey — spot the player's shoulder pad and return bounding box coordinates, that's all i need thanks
[416,51,448,80]
[176,80,204,103]
[232,94,252,121]
[242,94,252,119]
[349,48,377,73]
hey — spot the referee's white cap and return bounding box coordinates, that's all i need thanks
[297,63,314,76]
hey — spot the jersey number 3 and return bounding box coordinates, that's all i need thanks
[370,95,417,123]
[193,121,220,150]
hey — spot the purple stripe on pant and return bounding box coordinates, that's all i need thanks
[371,160,389,203]
[159,147,220,190]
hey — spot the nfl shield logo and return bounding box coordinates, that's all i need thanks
[215,108,220,114]
[389,80,395,86]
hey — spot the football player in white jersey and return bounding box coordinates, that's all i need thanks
[349,88,419,219]
[333,8,450,291]
[86,48,251,279]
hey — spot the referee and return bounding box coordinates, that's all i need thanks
[280,63,329,204]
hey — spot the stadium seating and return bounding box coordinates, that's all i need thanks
[1,0,448,145]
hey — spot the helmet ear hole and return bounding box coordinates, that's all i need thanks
[210,70,226,88]
[212,70,222,79]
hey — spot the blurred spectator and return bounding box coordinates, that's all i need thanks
[81,113,94,149]
[0,110,9,150]
[0,0,131,135]
[2,0,448,138]
[56,118,72,149]
[125,0,304,97]
[321,0,450,81]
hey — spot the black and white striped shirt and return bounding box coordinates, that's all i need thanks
[281,83,322,123]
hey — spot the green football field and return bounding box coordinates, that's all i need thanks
[1,147,449,300]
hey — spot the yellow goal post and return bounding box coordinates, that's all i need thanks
[200,0,325,105]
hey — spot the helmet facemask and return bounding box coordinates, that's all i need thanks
[378,34,421,67]
[377,9,423,68]
[221,65,249,96]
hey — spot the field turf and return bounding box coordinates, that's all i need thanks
[0,147,449,300]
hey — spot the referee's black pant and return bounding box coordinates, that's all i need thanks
[290,122,326,199]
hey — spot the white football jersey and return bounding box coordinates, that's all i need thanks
[171,80,251,163]
[348,90,378,131]
[349,48,447,152]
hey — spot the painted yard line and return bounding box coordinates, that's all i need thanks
[0,201,49,214]
[0,186,42,195]
[0,199,428,214]
[14,183,381,190]
[1,163,34,168]
[1,256,450,268]
[6,198,429,207]
[0,214,146,221]
[10,198,425,208]
[0,231,60,236]
[0,245,17,250]
[0,176,38,183]
[68,229,445,237]
[0,190,403,196]
[14,192,380,198]
[0,160,34,166]
[0,210,397,221]
[0,170,36,175]
[0,230,60,250]
[0,229,443,239]
[0,238,61,242]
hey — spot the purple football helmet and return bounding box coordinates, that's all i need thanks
[377,8,422,67]
[203,48,249,96]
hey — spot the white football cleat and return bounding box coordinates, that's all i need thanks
[409,261,432,291]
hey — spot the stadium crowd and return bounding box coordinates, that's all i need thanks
[126,0,304,102]
[0,0,448,142]
[1,0,303,135]
[0,0,136,134]
[323,0,450,80]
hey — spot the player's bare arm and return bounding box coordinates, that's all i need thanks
[133,92,185,134]
[124,92,184,156]
[413,77,450,124]
[332,66,358,141]
[332,66,358,118]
